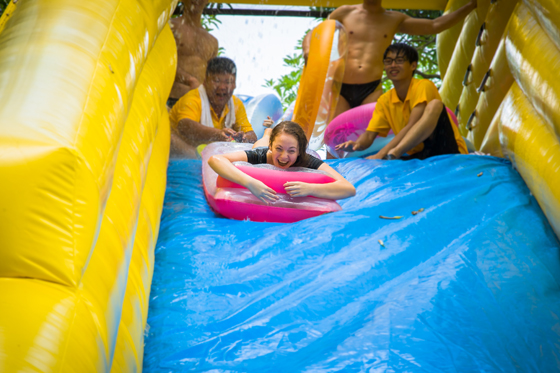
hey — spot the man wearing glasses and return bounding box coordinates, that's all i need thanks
[328,0,477,117]
[169,57,257,157]
[336,43,468,160]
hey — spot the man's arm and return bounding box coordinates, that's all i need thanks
[233,130,256,144]
[242,131,257,143]
[367,102,427,159]
[176,118,230,146]
[209,36,219,59]
[335,130,378,152]
[327,5,353,22]
[398,0,477,35]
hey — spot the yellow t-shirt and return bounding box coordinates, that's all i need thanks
[169,87,254,133]
[366,78,468,155]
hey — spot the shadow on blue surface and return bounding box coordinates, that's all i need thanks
[144,155,560,372]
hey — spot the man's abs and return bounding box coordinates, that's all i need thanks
[339,8,403,84]
[344,49,386,84]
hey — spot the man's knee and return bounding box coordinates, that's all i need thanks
[170,133,198,159]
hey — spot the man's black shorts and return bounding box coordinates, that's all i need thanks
[404,106,461,160]
[339,80,381,108]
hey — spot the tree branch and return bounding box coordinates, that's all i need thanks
[415,70,441,80]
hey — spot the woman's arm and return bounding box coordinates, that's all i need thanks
[284,163,356,200]
[208,151,279,204]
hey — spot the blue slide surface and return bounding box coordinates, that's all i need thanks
[144,155,560,372]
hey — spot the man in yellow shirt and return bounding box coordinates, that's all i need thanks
[336,43,468,160]
[170,57,257,157]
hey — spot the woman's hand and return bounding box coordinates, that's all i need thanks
[247,179,278,204]
[284,181,313,198]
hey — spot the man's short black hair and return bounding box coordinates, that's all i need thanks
[206,57,237,76]
[383,43,419,65]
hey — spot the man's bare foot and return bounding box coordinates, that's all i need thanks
[382,154,398,160]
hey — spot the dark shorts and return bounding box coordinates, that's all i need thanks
[167,97,179,109]
[340,80,381,108]
[403,106,461,160]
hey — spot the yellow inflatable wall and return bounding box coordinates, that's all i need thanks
[438,0,560,238]
[0,0,177,371]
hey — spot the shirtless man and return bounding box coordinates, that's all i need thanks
[327,0,477,116]
[168,0,219,109]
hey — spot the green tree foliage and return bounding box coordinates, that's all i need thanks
[262,35,306,110]
[201,3,231,33]
[263,8,334,110]
[0,0,11,16]
[265,8,443,109]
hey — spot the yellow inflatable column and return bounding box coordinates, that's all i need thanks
[0,0,177,371]
[439,0,490,127]
[500,84,560,238]
[523,0,560,46]
[499,2,560,238]
[0,24,176,373]
[478,100,504,157]
[72,25,175,371]
[456,0,518,137]
[468,38,513,150]
[0,0,176,287]
[467,1,527,149]
[110,112,171,373]
[436,0,470,80]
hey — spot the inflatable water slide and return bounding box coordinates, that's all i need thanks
[0,0,560,372]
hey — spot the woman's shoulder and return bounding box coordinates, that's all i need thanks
[304,154,324,170]
[245,147,269,164]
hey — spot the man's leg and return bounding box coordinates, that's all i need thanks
[360,85,383,105]
[252,128,271,149]
[170,132,198,159]
[387,100,443,159]
[333,95,351,118]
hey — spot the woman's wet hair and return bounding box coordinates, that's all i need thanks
[206,57,237,77]
[269,121,309,167]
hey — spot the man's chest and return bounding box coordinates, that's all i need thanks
[386,102,411,128]
[343,12,401,43]
[175,27,216,57]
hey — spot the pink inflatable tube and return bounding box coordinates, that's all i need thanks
[324,103,459,158]
[201,142,342,223]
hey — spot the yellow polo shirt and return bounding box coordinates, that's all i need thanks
[367,78,468,155]
[169,87,254,133]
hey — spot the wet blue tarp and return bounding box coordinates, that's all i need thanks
[143,155,560,372]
